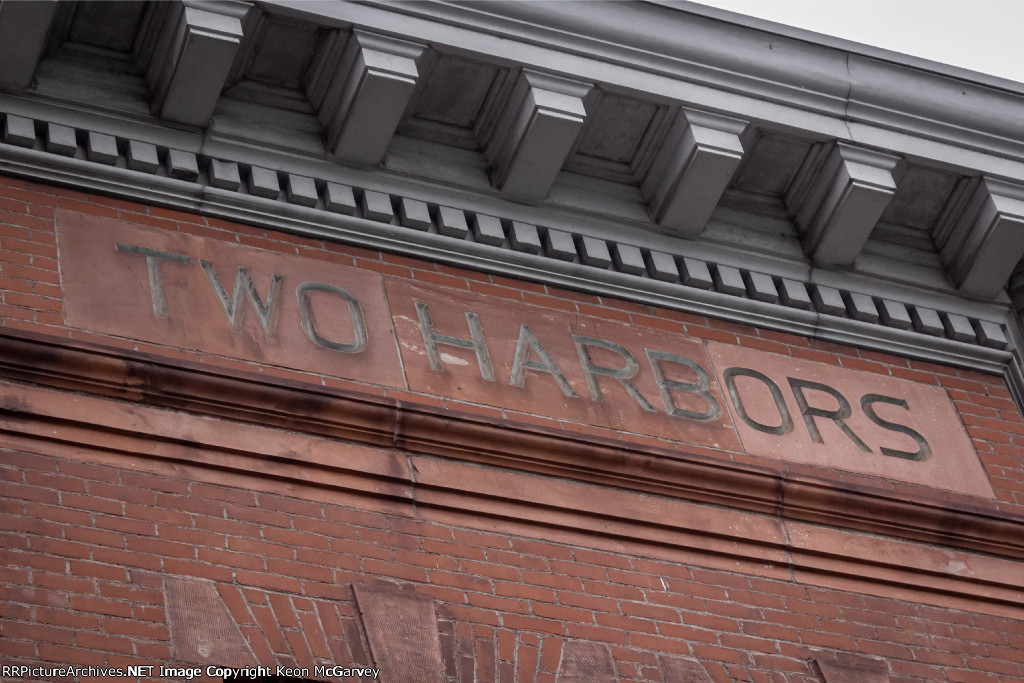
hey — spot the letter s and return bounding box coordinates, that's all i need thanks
[861,393,932,461]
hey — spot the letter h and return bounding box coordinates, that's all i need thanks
[415,302,495,382]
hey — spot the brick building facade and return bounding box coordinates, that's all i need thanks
[2,2,1024,682]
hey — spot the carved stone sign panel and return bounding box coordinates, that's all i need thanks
[59,211,404,388]
[706,344,989,495]
[385,278,740,451]
[56,211,994,497]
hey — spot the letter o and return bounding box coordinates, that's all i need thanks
[723,367,793,436]
[296,281,368,353]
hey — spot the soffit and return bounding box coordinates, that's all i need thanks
[51,0,151,57]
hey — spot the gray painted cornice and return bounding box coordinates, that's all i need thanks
[656,0,1024,95]
[310,1,1024,164]
[2,0,1024,408]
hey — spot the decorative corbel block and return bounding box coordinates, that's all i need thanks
[436,206,469,238]
[508,222,541,252]
[487,70,592,200]
[87,132,119,165]
[318,30,425,165]
[642,108,747,237]
[940,177,1024,299]
[778,279,812,309]
[681,257,714,289]
[147,1,248,127]
[127,140,160,173]
[612,244,646,276]
[3,114,36,147]
[324,182,357,213]
[0,0,57,91]
[789,142,899,267]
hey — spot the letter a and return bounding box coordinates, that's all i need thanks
[510,325,577,397]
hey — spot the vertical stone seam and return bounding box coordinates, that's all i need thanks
[778,477,798,585]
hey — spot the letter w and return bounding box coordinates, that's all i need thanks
[200,259,283,337]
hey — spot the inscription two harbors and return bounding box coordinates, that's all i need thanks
[57,211,993,497]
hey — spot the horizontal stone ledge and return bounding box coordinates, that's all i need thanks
[0,329,1021,566]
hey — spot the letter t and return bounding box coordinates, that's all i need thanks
[115,243,191,318]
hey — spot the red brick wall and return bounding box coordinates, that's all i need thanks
[5,447,1024,682]
[1,176,1021,510]
[3,176,1024,682]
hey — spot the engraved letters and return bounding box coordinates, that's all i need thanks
[114,243,190,318]
[415,301,495,382]
[199,259,284,336]
[296,282,367,353]
[861,394,932,461]
[647,349,721,421]
[573,335,654,411]
[510,325,577,398]
[723,367,793,436]
[113,243,935,463]
[115,243,368,354]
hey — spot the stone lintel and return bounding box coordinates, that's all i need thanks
[642,108,747,238]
